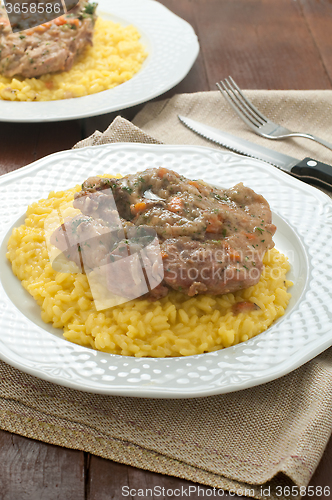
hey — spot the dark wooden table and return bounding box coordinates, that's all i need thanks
[1,1,332,499]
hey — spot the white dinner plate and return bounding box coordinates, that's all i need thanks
[0,0,199,122]
[0,143,331,398]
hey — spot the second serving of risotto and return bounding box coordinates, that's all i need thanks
[0,1,147,101]
[6,167,292,357]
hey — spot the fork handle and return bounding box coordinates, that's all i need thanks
[285,133,332,152]
[291,157,332,189]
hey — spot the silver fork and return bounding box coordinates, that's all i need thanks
[216,76,332,152]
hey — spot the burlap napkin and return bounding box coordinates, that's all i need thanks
[2,90,332,500]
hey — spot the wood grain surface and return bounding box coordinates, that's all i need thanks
[0,1,331,499]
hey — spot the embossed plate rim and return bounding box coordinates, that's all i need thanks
[0,143,331,398]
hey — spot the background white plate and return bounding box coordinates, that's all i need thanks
[0,0,199,122]
[0,143,331,398]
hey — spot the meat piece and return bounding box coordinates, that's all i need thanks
[161,236,264,296]
[0,1,96,78]
[53,168,276,300]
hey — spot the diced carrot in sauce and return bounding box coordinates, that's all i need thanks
[229,250,241,261]
[54,16,67,26]
[168,197,184,213]
[205,216,222,233]
[157,167,169,178]
[158,167,180,178]
[34,25,47,33]
[188,180,202,190]
[132,201,147,214]
[69,18,80,27]
[23,20,52,34]
[45,81,54,89]
[161,251,168,259]
[232,301,260,314]
[206,225,219,234]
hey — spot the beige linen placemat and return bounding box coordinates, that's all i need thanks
[2,90,332,500]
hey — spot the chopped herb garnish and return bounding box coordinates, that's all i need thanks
[84,2,97,15]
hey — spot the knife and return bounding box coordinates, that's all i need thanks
[178,115,332,188]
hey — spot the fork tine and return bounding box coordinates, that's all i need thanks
[216,80,263,129]
[227,76,268,123]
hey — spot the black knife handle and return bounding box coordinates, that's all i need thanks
[291,157,332,188]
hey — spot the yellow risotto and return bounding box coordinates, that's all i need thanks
[6,179,292,357]
[0,17,147,101]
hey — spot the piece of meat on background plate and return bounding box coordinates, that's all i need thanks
[0,1,97,78]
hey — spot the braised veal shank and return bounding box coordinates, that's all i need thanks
[0,1,96,78]
[52,167,276,300]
